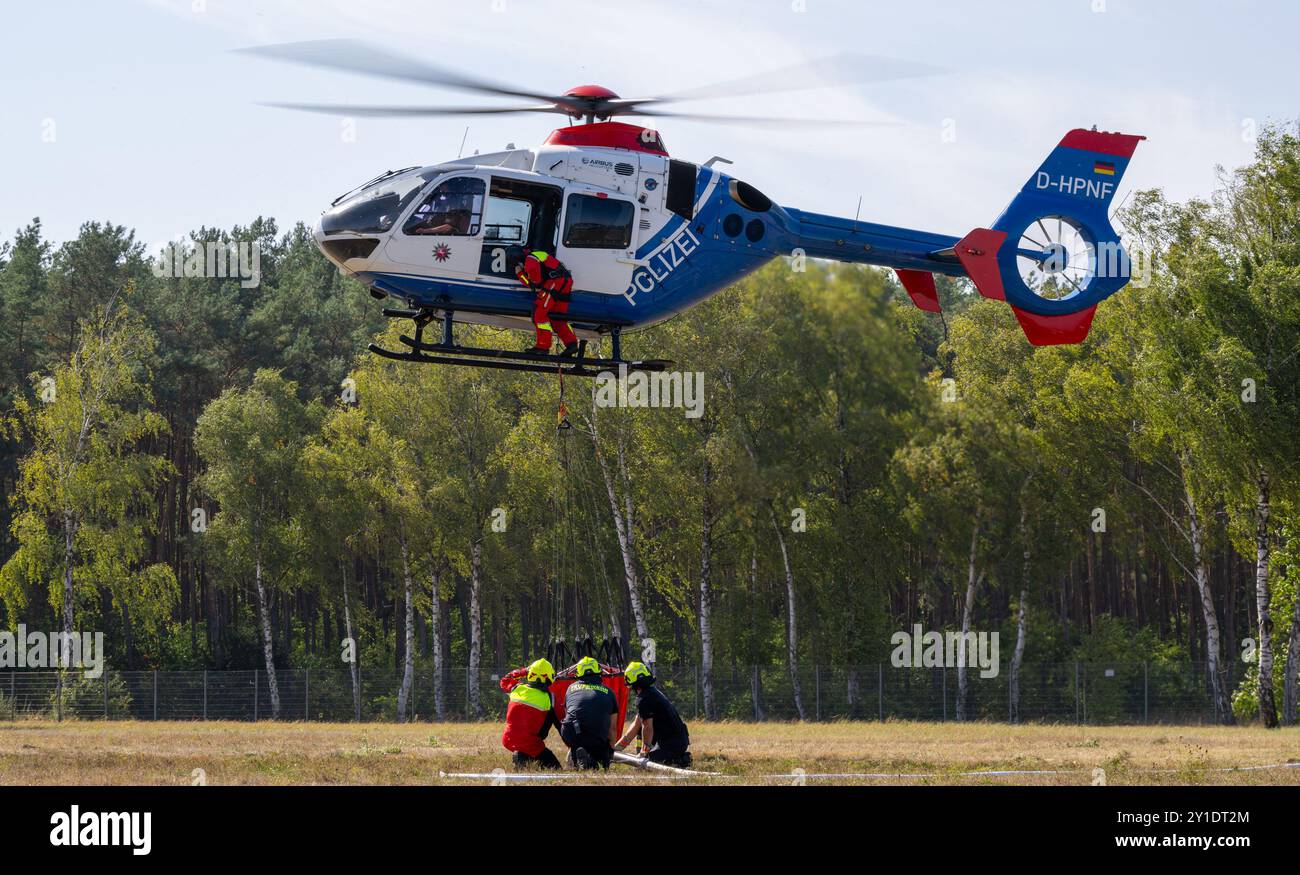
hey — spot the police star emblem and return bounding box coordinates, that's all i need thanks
[432,243,452,262]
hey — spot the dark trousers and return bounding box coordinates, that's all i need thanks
[560,724,613,770]
[645,743,691,768]
[512,748,561,770]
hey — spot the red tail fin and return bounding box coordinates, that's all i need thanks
[894,269,941,312]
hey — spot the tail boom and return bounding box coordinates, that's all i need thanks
[773,128,1143,345]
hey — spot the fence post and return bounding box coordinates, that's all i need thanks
[941,667,947,722]
[1074,662,1080,724]
[878,663,883,722]
[9,672,14,720]
[693,665,699,719]
[104,672,109,719]
[203,670,208,720]
[814,665,821,722]
[153,670,158,721]
[253,671,259,722]
[1143,662,1148,724]
[305,669,310,721]
[56,672,62,722]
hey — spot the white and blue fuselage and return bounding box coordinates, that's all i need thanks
[312,122,967,339]
[313,121,1141,347]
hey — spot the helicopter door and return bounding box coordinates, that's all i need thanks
[383,174,486,277]
[478,176,564,280]
[556,191,636,296]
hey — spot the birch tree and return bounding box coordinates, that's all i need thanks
[1,307,176,655]
[196,369,317,718]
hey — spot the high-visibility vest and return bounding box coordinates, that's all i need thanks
[509,684,552,711]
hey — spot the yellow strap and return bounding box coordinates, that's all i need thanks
[536,322,552,331]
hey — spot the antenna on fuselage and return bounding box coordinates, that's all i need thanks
[457,125,469,158]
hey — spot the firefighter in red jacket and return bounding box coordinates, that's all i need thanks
[506,245,579,357]
[500,658,561,770]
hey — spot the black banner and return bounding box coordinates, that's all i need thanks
[4,785,1281,861]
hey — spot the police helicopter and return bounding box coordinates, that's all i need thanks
[244,40,1144,376]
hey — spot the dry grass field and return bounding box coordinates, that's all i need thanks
[1,719,1297,785]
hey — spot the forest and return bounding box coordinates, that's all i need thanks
[1,128,1297,727]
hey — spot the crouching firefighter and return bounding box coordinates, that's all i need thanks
[500,658,561,770]
[616,661,691,767]
[506,245,579,357]
[559,656,618,770]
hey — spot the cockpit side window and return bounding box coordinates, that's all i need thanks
[404,176,485,236]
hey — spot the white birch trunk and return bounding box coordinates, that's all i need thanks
[430,563,446,721]
[1010,501,1030,723]
[341,561,360,722]
[467,537,484,717]
[59,510,77,674]
[589,401,650,648]
[1184,481,1232,724]
[1254,470,1276,727]
[396,536,415,722]
[699,460,716,719]
[956,518,981,722]
[769,507,806,720]
[1010,589,1028,723]
[254,549,280,718]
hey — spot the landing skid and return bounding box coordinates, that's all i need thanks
[369,308,673,376]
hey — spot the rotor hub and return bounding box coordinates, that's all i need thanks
[564,85,620,100]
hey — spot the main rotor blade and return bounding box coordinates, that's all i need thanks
[261,101,570,118]
[654,53,941,103]
[237,39,563,103]
[625,108,904,128]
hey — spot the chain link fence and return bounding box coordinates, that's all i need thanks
[0,662,1235,724]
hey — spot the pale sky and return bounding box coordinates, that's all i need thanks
[2,0,1293,254]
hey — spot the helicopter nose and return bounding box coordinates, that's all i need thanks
[312,218,382,275]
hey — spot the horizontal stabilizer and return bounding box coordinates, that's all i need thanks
[953,228,1008,301]
[894,269,941,312]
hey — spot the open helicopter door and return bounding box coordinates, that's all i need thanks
[477,175,565,280]
[383,173,486,279]
[556,188,637,295]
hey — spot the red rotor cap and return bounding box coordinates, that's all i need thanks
[564,84,620,100]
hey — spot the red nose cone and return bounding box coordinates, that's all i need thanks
[564,84,620,100]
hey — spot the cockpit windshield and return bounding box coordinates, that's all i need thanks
[320,168,440,235]
[330,166,420,208]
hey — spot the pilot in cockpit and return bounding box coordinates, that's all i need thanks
[408,206,471,236]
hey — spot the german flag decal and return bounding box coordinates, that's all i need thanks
[1094,160,1116,176]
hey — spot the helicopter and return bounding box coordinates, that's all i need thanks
[244,41,1144,376]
